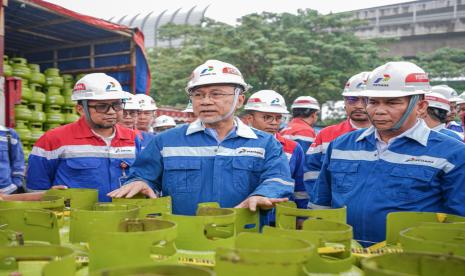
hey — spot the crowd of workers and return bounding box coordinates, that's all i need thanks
[1,59,465,245]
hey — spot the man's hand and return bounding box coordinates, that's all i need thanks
[234,196,288,212]
[107,181,157,199]
[51,185,68,190]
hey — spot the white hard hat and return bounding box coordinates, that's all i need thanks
[185,60,250,93]
[431,85,462,103]
[134,94,157,111]
[122,92,141,110]
[458,91,465,105]
[244,90,289,114]
[71,73,128,101]
[182,101,193,113]
[291,96,320,111]
[342,71,371,97]
[359,61,431,98]
[154,115,176,128]
[425,92,450,112]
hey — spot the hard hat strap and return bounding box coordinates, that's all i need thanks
[389,95,420,131]
[200,86,242,124]
[82,99,105,129]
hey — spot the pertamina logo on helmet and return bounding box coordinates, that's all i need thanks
[200,66,215,76]
[270,98,280,105]
[373,74,391,87]
[106,81,117,91]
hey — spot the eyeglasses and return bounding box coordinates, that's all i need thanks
[260,114,282,123]
[123,110,138,117]
[87,102,123,113]
[345,96,364,105]
[189,91,235,101]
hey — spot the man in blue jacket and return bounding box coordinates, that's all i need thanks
[0,125,25,194]
[108,60,294,215]
[312,61,465,245]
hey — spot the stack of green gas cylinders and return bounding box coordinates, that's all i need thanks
[0,191,464,276]
[6,56,80,162]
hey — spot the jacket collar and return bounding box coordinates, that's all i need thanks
[186,117,257,139]
[75,116,131,140]
[356,119,430,147]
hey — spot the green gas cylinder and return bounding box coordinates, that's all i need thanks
[44,68,64,88]
[62,74,74,88]
[21,79,32,103]
[29,103,46,123]
[62,91,74,107]
[11,57,31,80]
[63,107,79,124]
[3,55,12,77]
[14,120,32,143]
[30,122,45,142]
[75,73,86,81]
[29,64,46,85]
[45,105,65,124]
[14,104,33,121]
[91,265,215,276]
[44,124,62,131]
[30,83,46,104]
[45,87,65,106]
[361,252,465,276]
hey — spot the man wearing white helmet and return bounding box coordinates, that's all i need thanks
[26,73,137,201]
[133,94,157,151]
[304,72,372,202]
[153,115,176,133]
[431,85,464,134]
[420,92,463,141]
[280,96,320,153]
[134,94,158,132]
[118,92,141,129]
[312,62,465,245]
[108,60,293,215]
[243,90,308,216]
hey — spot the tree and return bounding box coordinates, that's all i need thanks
[413,47,465,92]
[149,9,383,107]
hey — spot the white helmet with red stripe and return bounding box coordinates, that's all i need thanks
[244,90,289,114]
[425,92,450,112]
[359,61,431,97]
[291,96,320,111]
[342,71,371,97]
[431,85,462,103]
[71,73,128,101]
[185,60,250,93]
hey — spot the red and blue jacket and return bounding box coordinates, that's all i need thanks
[26,117,137,201]
[304,119,357,201]
[280,118,316,153]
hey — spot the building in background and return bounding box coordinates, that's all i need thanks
[348,0,465,57]
[109,6,209,48]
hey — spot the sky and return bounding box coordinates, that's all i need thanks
[46,0,409,25]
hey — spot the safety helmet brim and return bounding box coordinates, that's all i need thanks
[71,90,129,101]
[357,89,428,98]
